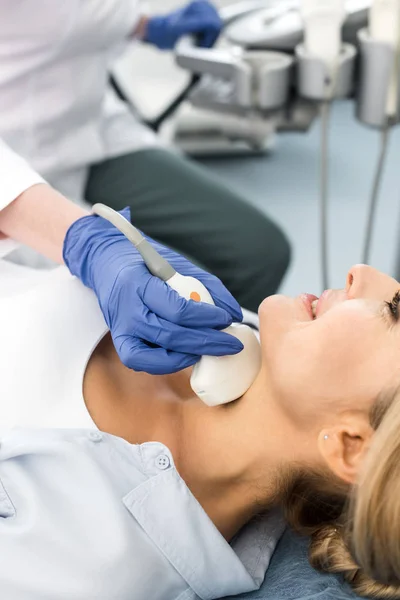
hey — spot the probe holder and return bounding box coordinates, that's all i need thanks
[356,29,400,128]
[242,50,294,110]
[175,37,293,112]
[295,43,356,101]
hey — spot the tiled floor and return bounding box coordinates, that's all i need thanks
[115,0,400,296]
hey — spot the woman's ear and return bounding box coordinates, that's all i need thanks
[318,412,374,484]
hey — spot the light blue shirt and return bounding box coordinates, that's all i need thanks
[0,428,284,600]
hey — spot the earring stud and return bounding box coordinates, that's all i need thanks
[324,434,329,440]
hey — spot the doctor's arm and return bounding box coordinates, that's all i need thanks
[0,140,243,374]
[0,183,86,264]
[0,138,86,262]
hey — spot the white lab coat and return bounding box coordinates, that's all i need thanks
[0,0,161,207]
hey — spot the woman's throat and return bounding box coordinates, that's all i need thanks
[83,333,195,448]
[83,335,286,541]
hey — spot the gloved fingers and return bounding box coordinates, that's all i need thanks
[176,16,221,41]
[184,6,222,48]
[143,1,221,50]
[191,271,243,322]
[119,206,132,222]
[142,277,234,329]
[144,253,243,322]
[185,0,222,21]
[117,336,199,375]
[138,311,244,356]
[200,28,220,48]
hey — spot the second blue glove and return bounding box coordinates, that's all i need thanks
[145,0,222,50]
[63,208,243,375]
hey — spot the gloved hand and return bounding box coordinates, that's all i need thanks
[145,0,222,50]
[63,208,243,375]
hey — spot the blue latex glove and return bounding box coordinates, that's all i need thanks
[63,208,243,375]
[145,0,222,50]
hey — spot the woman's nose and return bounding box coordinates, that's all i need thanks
[346,264,396,300]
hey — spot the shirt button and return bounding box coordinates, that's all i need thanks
[88,431,103,443]
[155,454,170,470]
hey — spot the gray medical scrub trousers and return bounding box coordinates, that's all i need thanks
[85,148,291,312]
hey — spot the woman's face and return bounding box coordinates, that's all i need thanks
[259,265,400,424]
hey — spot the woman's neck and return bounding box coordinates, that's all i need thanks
[84,335,299,540]
[176,373,296,539]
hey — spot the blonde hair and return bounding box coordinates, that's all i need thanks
[282,388,400,599]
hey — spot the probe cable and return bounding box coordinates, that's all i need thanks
[319,99,331,292]
[362,124,390,265]
[362,5,400,265]
[319,51,341,291]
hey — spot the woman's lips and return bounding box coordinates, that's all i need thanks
[315,289,331,318]
[299,293,319,320]
[300,289,342,320]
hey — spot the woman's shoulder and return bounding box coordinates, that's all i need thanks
[0,262,106,429]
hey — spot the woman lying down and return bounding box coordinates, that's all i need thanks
[1,257,400,600]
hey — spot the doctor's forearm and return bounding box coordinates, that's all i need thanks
[0,184,88,264]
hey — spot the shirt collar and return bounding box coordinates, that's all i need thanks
[123,442,284,600]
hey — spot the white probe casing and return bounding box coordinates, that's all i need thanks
[369,0,400,117]
[167,272,262,407]
[301,0,346,68]
[370,0,400,44]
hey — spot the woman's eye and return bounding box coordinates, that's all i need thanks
[385,290,400,322]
